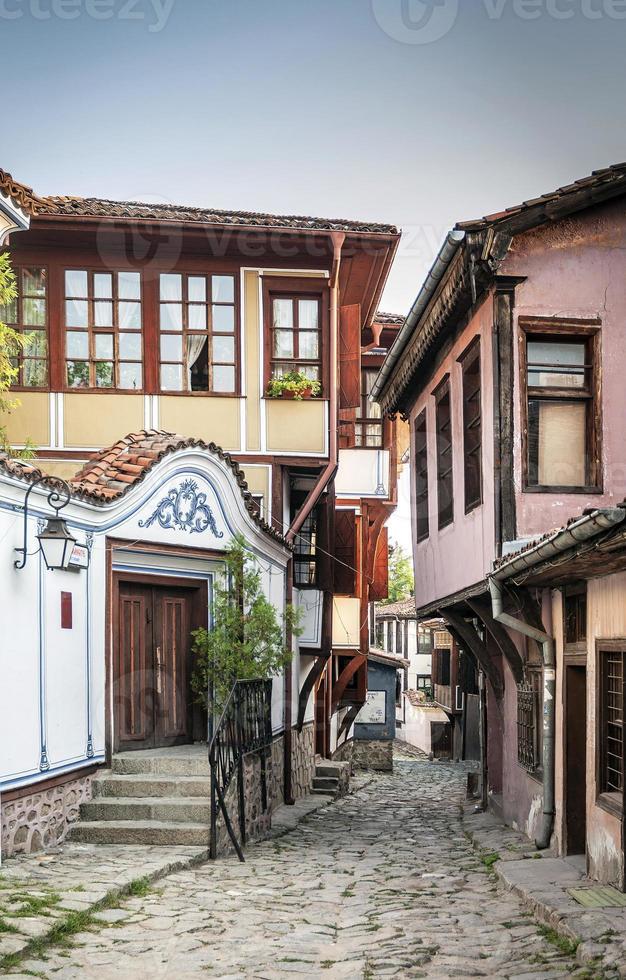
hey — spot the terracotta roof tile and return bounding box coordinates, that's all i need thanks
[35,194,398,236]
[0,169,42,215]
[373,311,405,326]
[375,597,417,619]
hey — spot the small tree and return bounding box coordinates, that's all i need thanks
[191,534,302,712]
[384,544,414,604]
[0,254,34,458]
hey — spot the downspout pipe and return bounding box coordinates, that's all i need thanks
[489,507,626,850]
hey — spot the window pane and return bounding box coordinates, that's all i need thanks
[529,399,586,487]
[213,336,235,363]
[27,331,47,357]
[188,276,206,302]
[160,273,182,301]
[95,362,113,388]
[119,363,142,390]
[300,365,319,381]
[213,365,235,393]
[95,334,113,359]
[189,304,207,330]
[1,296,17,323]
[94,273,113,298]
[188,336,208,391]
[119,333,142,359]
[23,360,48,387]
[273,329,294,358]
[273,298,293,328]
[66,331,89,359]
[160,363,183,391]
[66,299,88,327]
[23,298,46,326]
[22,268,46,296]
[212,275,234,302]
[65,270,88,297]
[118,272,141,299]
[160,335,182,361]
[119,301,141,329]
[528,340,586,388]
[299,299,319,330]
[160,303,183,330]
[67,360,90,388]
[94,301,113,327]
[299,330,319,359]
[213,305,234,333]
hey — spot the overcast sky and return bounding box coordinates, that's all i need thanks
[5,0,624,544]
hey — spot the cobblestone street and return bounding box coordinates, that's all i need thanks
[5,757,600,979]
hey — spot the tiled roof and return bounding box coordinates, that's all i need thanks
[0,169,41,215]
[35,195,398,236]
[457,161,626,232]
[404,689,428,708]
[0,432,288,546]
[375,597,417,619]
[368,648,410,669]
[373,312,405,326]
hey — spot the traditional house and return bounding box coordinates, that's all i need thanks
[0,167,402,854]
[374,162,626,888]
[373,598,433,693]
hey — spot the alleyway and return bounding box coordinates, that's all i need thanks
[9,756,592,980]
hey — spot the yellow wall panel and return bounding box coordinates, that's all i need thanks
[238,464,270,500]
[64,394,144,448]
[0,392,49,447]
[332,597,361,648]
[244,271,261,451]
[38,460,86,481]
[266,400,326,454]
[159,397,240,450]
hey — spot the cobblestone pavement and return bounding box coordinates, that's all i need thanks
[5,757,601,979]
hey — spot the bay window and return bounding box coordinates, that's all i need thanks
[159,273,236,393]
[269,293,321,382]
[65,270,142,390]
[356,368,383,447]
[522,324,601,490]
[1,267,48,388]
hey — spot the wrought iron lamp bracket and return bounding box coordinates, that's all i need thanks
[14,476,72,570]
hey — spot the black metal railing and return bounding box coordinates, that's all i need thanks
[208,678,273,861]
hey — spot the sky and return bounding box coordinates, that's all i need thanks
[4,0,625,545]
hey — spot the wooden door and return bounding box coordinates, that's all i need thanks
[116,583,194,752]
[315,673,327,757]
[565,665,587,855]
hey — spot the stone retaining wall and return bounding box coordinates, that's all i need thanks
[1,772,94,858]
[291,723,315,799]
[333,738,393,772]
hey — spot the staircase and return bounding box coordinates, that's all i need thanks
[311,759,350,798]
[71,747,211,847]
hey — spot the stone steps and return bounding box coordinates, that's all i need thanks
[111,751,208,777]
[81,797,211,824]
[311,760,351,798]
[70,819,210,847]
[93,773,211,799]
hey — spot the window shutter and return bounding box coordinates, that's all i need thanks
[334,509,356,595]
[369,527,389,601]
[339,304,361,410]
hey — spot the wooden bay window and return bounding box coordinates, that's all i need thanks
[521,321,601,491]
[263,278,327,390]
[460,338,482,513]
[356,368,383,447]
[435,377,453,529]
[1,266,48,388]
[65,270,142,390]
[159,273,237,394]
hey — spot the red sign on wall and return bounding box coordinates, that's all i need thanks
[61,592,73,630]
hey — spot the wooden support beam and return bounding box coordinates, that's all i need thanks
[466,598,524,684]
[296,653,329,731]
[332,653,366,710]
[438,609,503,700]
[337,703,360,743]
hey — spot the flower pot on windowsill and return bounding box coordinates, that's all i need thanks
[278,387,313,400]
[266,372,322,401]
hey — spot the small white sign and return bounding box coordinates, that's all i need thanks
[69,543,90,570]
[357,691,386,725]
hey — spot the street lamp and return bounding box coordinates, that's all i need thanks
[14,476,76,571]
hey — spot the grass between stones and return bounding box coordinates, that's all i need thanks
[537,923,580,957]
[0,874,154,975]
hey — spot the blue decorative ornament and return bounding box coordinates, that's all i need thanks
[139,479,224,537]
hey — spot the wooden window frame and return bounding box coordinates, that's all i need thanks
[519,318,602,494]
[596,640,625,818]
[459,336,482,514]
[158,272,239,397]
[563,582,587,654]
[414,409,429,543]
[355,366,384,448]
[434,376,454,530]
[262,277,329,394]
[2,264,49,390]
[63,268,144,393]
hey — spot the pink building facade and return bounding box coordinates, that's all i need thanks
[375,164,626,888]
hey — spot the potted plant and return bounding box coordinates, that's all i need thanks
[266,370,322,401]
